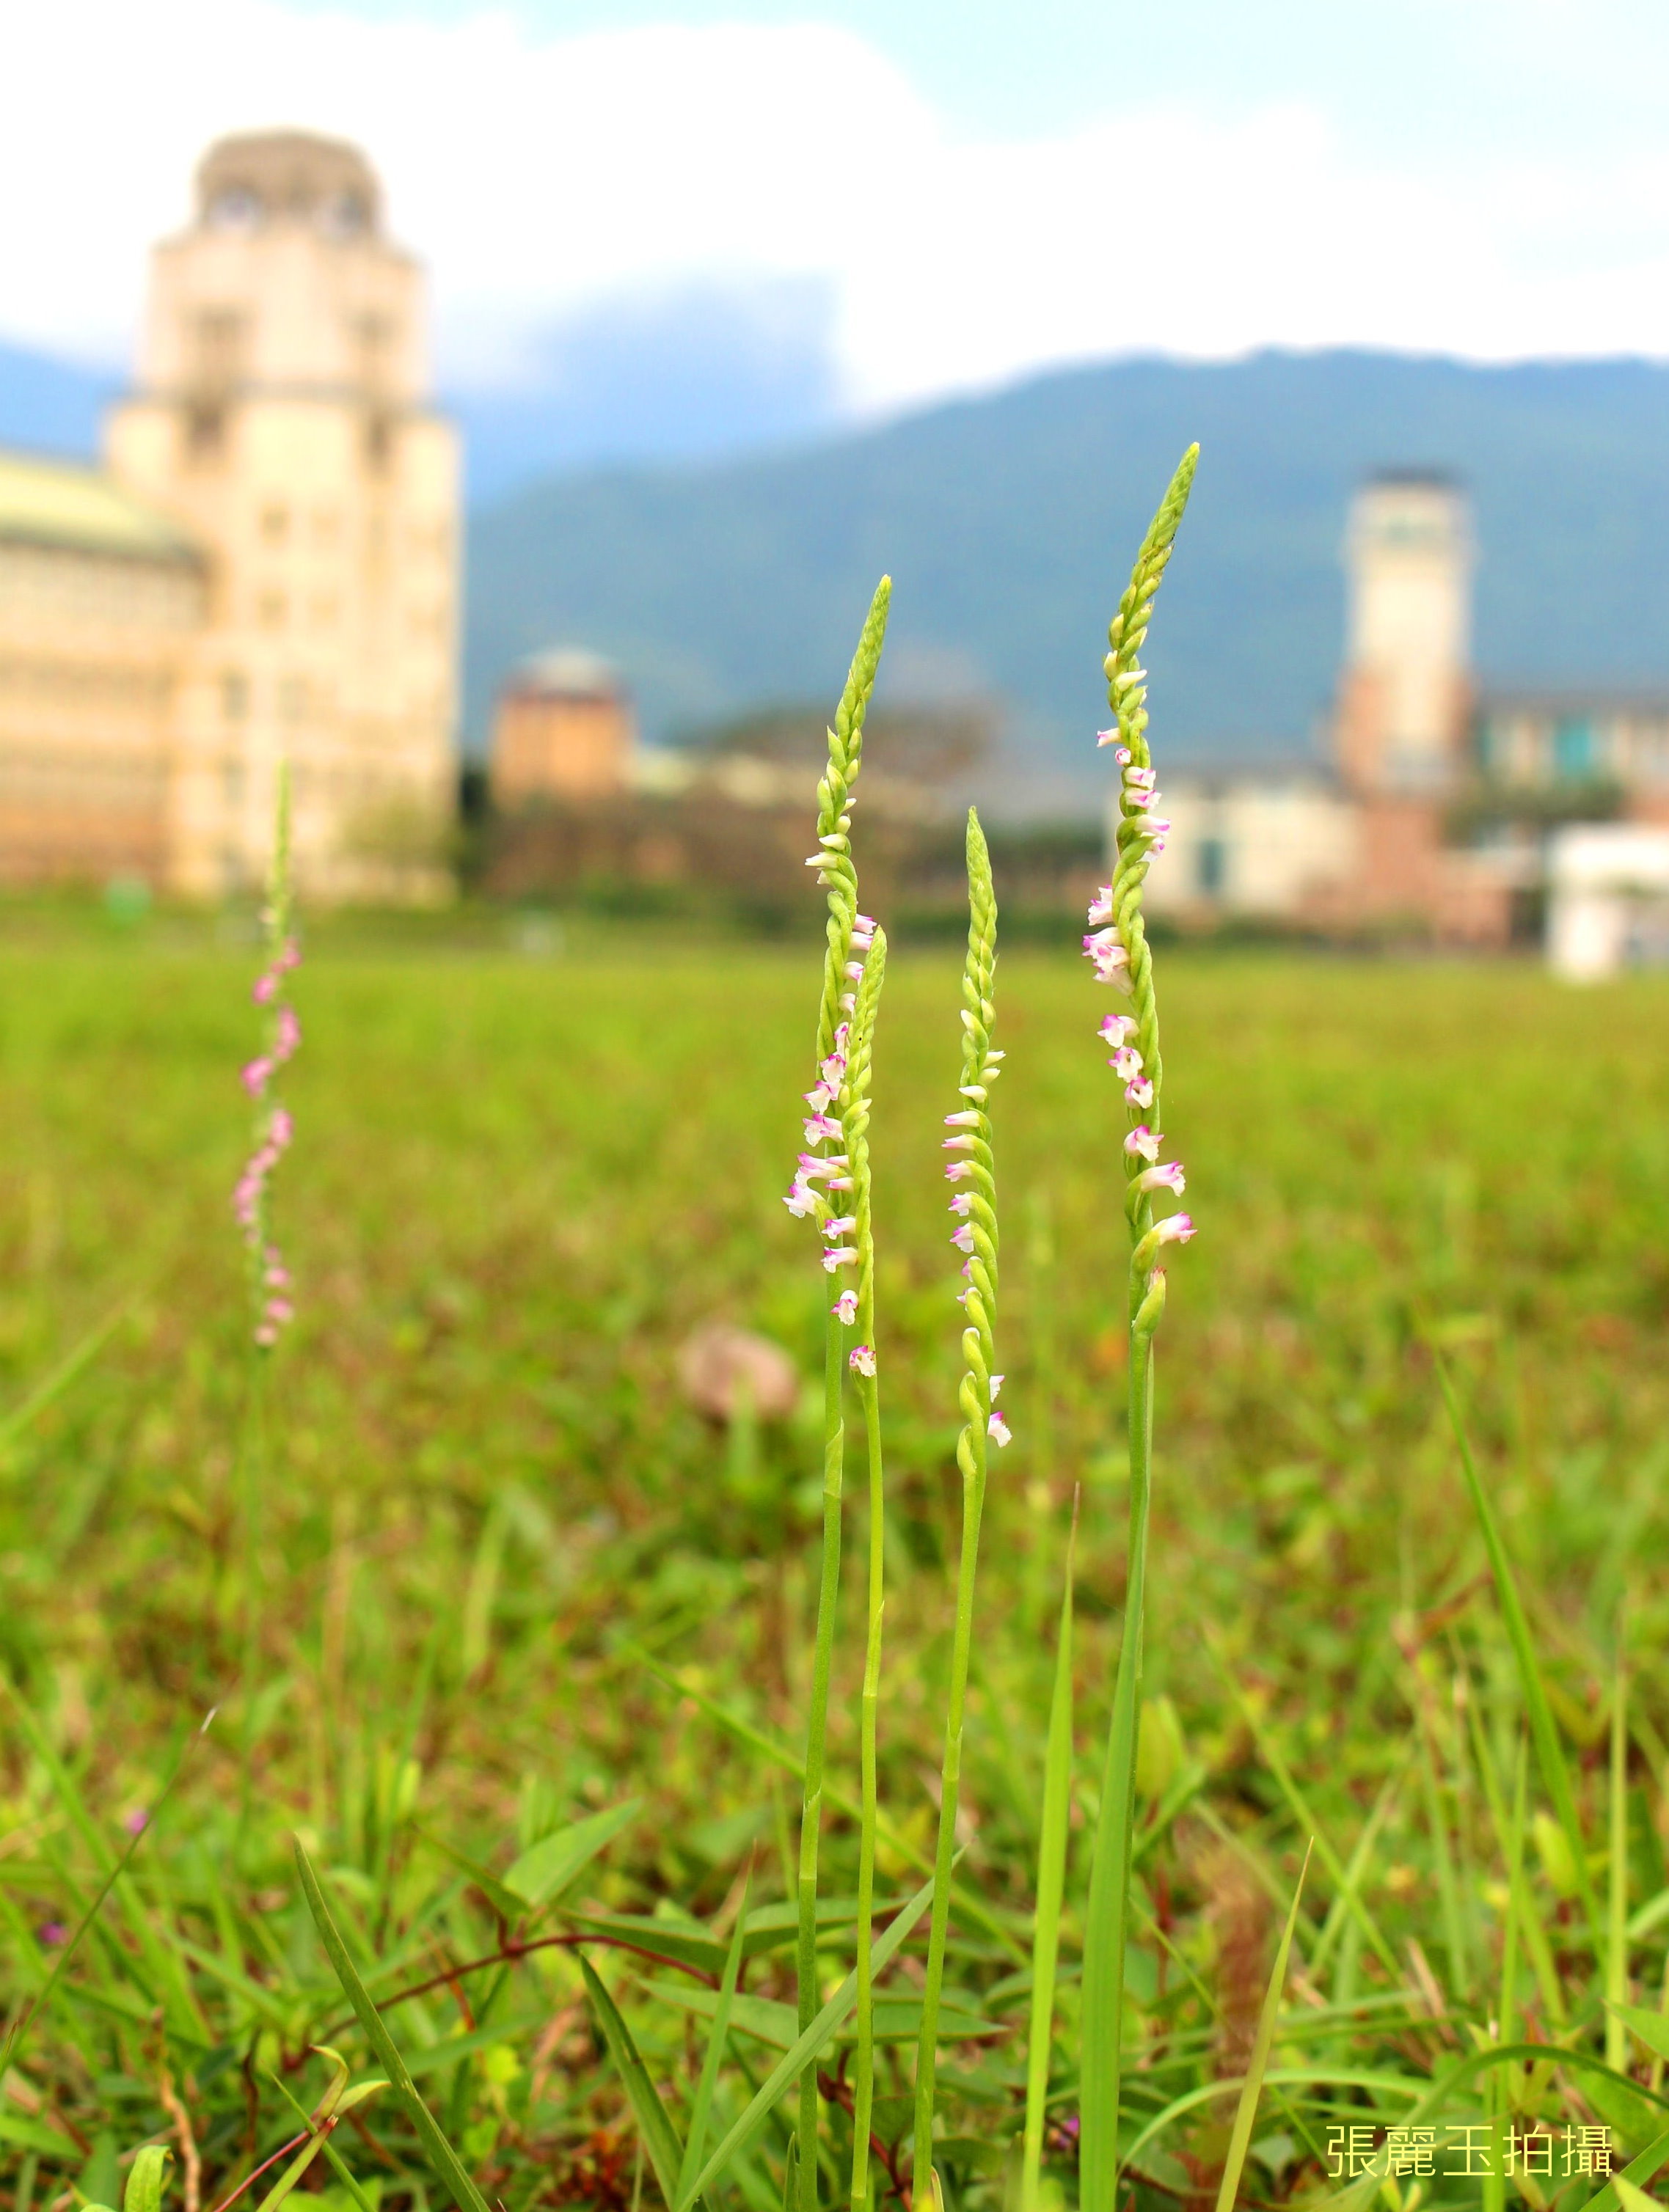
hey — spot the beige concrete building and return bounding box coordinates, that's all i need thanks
[491,649,635,803]
[0,129,459,900]
[0,451,205,882]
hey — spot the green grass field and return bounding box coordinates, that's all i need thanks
[5,915,1669,2211]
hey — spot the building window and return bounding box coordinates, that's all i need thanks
[1197,836,1227,897]
[221,670,249,722]
[1554,716,1594,779]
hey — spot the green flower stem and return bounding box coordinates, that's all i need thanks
[913,813,1001,2196]
[847,934,888,2212]
[795,579,891,2212]
[797,1309,846,2208]
[1079,447,1196,2212]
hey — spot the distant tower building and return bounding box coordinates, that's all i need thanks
[1334,472,1472,795]
[106,131,459,897]
[491,649,635,803]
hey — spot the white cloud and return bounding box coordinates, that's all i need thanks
[10,0,1669,410]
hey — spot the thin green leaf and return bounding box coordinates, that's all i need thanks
[0,1298,129,1459]
[646,1982,998,2051]
[1213,1842,1312,2212]
[1436,1356,1599,1937]
[581,1955,688,2208]
[1610,1617,1631,2074]
[417,1831,526,1924]
[676,1872,938,2212]
[1021,1500,1076,2212]
[123,2147,172,2212]
[293,1840,491,2212]
[505,1798,643,1910]
[625,1645,1023,1965]
[679,1867,750,2207]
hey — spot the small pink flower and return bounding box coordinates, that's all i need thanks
[278,938,302,973]
[784,1181,818,1218]
[798,1152,847,1181]
[803,1114,842,1143]
[1124,1077,1154,1108]
[1136,1160,1186,1194]
[987,1411,1012,1448]
[844,960,865,982]
[1099,1014,1137,1046]
[826,1173,854,1190]
[1095,726,1120,747]
[274,1006,301,1058]
[1153,1212,1196,1245]
[943,1109,982,1129]
[252,973,277,1006]
[825,1214,858,1235]
[951,1224,975,1253]
[989,1373,1004,1402]
[839,992,856,1013]
[945,1160,974,1182]
[943,1134,978,1153]
[1087,885,1114,926]
[255,1323,277,1347]
[269,1107,293,1148]
[804,1082,834,1112]
[241,1057,273,1096]
[1125,1124,1161,1162]
[1110,1046,1142,1081]
[850,1343,876,1377]
[949,1192,974,1216]
[821,1246,858,1272]
[1124,765,1157,794]
[265,1297,294,1324]
[265,1263,290,1288]
[123,1807,148,1835]
[1083,931,1131,989]
[833,1289,858,1324]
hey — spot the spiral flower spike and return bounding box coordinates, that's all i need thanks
[786,577,890,2212]
[1079,447,1199,2212]
[912,808,1002,2197]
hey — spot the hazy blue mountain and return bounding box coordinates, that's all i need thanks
[453,279,840,502]
[0,341,114,458]
[465,350,1669,810]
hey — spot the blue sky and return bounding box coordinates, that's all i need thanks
[7,0,1669,441]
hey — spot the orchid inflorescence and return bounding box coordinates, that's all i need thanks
[1078,443,1200,2212]
[1078,504,1200,1301]
[234,764,301,1350]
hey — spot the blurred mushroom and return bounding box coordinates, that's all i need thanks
[678,1323,800,1424]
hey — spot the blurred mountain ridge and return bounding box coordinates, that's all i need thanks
[467,348,1669,816]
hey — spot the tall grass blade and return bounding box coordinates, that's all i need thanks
[1436,1355,1599,1937]
[582,1955,690,2211]
[679,1869,752,2208]
[0,1298,129,1460]
[0,1698,213,2070]
[677,1872,938,2212]
[1020,1494,1078,2212]
[1609,1613,1630,2074]
[293,1840,492,2212]
[1212,1843,1312,2212]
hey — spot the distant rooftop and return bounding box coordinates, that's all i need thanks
[1367,466,1462,488]
[505,647,625,700]
[197,130,383,239]
[0,447,201,565]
